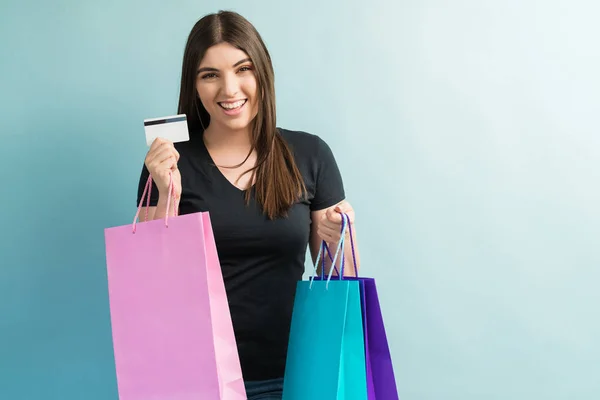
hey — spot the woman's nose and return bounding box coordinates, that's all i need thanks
[221,74,240,97]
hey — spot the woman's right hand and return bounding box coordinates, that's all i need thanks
[144,138,182,200]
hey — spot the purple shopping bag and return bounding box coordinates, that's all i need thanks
[359,277,399,399]
[321,214,399,400]
[103,173,246,400]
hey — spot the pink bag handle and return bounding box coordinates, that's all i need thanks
[132,170,178,233]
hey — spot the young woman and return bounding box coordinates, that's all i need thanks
[138,10,360,399]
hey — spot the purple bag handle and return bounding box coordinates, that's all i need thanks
[319,213,349,280]
[310,213,349,289]
[321,212,358,279]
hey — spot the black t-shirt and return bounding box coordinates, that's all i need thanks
[136,128,345,381]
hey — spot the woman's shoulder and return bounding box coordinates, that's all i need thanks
[277,127,344,204]
[277,127,331,155]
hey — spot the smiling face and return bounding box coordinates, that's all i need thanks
[196,42,259,133]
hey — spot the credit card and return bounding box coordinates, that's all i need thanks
[143,114,190,146]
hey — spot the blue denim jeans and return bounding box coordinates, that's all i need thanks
[244,377,284,400]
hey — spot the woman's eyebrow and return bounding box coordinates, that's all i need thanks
[198,58,252,74]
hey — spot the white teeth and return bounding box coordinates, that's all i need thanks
[220,100,245,109]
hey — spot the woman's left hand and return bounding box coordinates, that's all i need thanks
[317,200,355,244]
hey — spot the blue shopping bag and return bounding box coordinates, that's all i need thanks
[283,216,368,400]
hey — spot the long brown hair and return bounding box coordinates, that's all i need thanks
[177,10,306,219]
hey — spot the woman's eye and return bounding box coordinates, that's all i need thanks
[238,66,252,72]
[202,73,217,79]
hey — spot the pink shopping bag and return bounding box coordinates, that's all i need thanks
[103,173,246,400]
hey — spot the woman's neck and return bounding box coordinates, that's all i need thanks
[203,124,252,152]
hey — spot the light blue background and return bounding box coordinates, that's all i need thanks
[1,1,598,399]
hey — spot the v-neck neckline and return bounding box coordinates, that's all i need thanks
[198,132,256,193]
